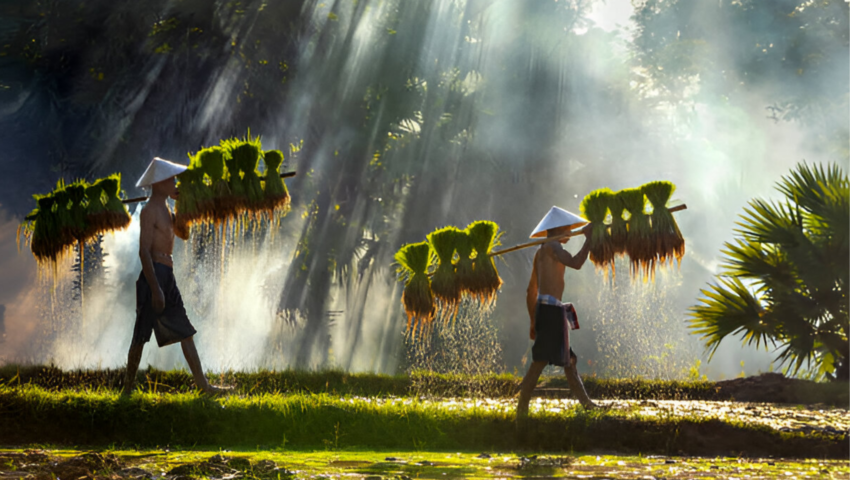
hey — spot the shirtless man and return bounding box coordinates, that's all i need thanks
[516,206,599,419]
[123,157,225,395]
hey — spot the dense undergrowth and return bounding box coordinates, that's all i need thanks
[2,364,846,405]
[0,384,845,458]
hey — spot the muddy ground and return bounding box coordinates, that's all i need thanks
[1,449,848,480]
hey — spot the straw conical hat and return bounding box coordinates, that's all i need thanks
[530,206,588,238]
[135,157,188,188]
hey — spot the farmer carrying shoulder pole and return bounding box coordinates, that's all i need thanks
[517,206,599,418]
[123,157,227,395]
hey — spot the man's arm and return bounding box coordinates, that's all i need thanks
[139,207,165,313]
[545,226,592,270]
[527,250,539,340]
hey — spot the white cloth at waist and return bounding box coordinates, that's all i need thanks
[537,294,563,306]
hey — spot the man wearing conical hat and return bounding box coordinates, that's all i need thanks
[123,157,227,395]
[517,206,599,418]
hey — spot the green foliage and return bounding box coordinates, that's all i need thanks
[689,162,849,380]
[632,0,849,154]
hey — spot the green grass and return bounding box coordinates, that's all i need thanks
[1,365,846,406]
[0,385,845,458]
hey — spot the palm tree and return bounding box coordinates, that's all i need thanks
[689,162,849,381]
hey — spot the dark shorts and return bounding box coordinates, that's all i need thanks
[132,263,197,347]
[532,303,576,367]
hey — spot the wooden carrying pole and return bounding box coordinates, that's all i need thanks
[121,171,297,204]
[490,204,688,257]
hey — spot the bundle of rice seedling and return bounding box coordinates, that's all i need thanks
[619,187,654,281]
[426,226,463,312]
[394,241,436,335]
[174,168,202,236]
[99,175,131,232]
[188,151,215,219]
[198,146,232,223]
[454,229,475,296]
[28,196,61,261]
[52,187,75,245]
[466,220,503,305]
[262,149,290,211]
[642,180,685,266]
[228,137,265,210]
[221,140,248,212]
[580,188,616,276]
[608,192,629,257]
[16,206,38,255]
[83,182,107,239]
[65,182,89,242]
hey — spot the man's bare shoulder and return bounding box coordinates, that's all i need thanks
[140,202,168,223]
[542,240,565,254]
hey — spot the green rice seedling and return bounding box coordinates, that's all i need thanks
[395,241,436,336]
[619,188,654,281]
[52,184,75,246]
[466,220,503,306]
[83,182,107,240]
[608,192,628,257]
[642,180,684,267]
[99,174,131,233]
[198,146,232,223]
[454,230,475,297]
[28,196,60,262]
[188,151,215,219]
[221,138,248,211]
[230,136,265,209]
[16,206,38,255]
[65,181,89,241]
[580,188,616,277]
[426,226,463,313]
[174,168,204,239]
[261,149,290,212]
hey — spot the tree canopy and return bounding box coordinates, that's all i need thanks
[689,163,849,381]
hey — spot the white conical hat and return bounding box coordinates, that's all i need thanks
[135,157,188,188]
[530,206,588,238]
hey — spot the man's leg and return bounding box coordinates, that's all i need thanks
[563,349,598,409]
[516,360,547,420]
[180,336,226,394]
[123,343,144,395]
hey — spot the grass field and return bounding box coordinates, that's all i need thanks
[1,365,847,460]
[1,384,846,458]
[2,364,847,405]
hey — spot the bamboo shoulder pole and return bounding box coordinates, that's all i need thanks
[490,204,687,257]
[121,171,297,204]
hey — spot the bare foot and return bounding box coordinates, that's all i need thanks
[202,384,233,396]
[582,401,612,411]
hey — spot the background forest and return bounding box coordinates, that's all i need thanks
[0,0,846,380]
